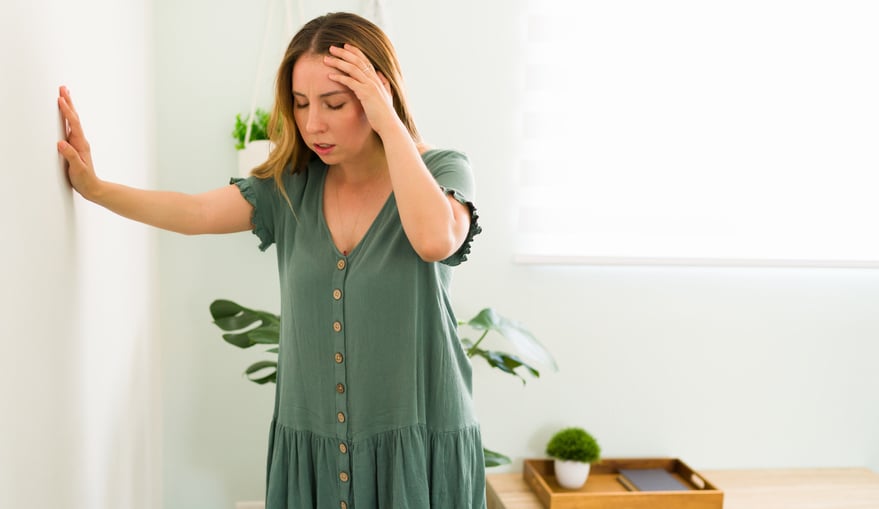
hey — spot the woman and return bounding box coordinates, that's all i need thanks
[58,11,485,509]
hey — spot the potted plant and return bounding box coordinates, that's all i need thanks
[233,108,273,177]
[545,427,601,489]
[209,299,558,467]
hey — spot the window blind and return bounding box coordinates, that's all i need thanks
[515,1,879,267]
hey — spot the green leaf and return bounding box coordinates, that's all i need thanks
[214,311,263,331]
[248,371,277,385]
[247,327,280,344]
[211,299,280,329]
[211,300,281,350]
[222,331,258,349]
[483,447,512,467]
[468,346,541,384]
[245,360,277,385]
[252,310,281,325]
[546,427,600,463]
[465,308,557,371]
[210,299,246,320]
[489,350,540,378]
[232,108,272,150]
[245,360,277,374]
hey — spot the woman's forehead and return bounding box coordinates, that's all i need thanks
[291,54,337,94]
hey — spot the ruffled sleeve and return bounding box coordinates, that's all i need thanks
[423,150,483,266]
[230,176,276,251]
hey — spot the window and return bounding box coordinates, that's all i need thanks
[516,1,879,267]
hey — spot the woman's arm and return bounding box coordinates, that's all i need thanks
[379,124,471,262]
[57,86,253,235]
[325,46,471,262]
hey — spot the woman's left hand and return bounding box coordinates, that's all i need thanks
[325,44,400,136]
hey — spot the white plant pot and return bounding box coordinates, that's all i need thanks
[237,139,273,178]
[554,459,591,489]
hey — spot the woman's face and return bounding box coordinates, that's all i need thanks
[291,53,378,165]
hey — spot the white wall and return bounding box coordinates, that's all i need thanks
[153,1,879,507]
[0,1,159,508]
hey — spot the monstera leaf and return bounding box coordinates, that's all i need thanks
[210,299,280,383]
[459,308,558,383]
[209,300,555,467]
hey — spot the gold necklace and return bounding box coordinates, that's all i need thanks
[331,169,387,255]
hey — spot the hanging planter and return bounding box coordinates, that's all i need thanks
[233,109,274,178]
[232,0,301,179]
[237,139,273,178]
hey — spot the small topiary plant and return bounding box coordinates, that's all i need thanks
[546,427,601,464]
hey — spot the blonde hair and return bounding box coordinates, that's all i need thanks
[251,12,421,209]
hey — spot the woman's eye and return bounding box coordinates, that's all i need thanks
[327,102,345,110]
[294,102,308,109]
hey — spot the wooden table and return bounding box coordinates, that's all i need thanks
[487,468,879,509]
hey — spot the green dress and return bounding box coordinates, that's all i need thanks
[232,149,485,509]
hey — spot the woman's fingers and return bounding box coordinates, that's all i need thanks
[57,86,99,196]
[57,139,85,168]
[324,45,390,104]
[58,88,87,145]
[326,44,375,78]
[57,87,93,162]
[324,45,397,135]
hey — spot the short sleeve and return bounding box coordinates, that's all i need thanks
[230,176,276,251]
[423,150,482,266]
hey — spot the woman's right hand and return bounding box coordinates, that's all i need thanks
[57,86,101,200]
[54,86,254,235]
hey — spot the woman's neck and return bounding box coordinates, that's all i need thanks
[331,147,389,186]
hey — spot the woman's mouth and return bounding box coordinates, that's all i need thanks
[313,143,335,156]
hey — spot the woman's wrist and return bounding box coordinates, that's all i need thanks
[375,115,409,142]
[80,177,107,203]
[377,118,419,158]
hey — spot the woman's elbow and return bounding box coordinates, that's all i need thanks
[408,205,471,261]
[412,232,461,262]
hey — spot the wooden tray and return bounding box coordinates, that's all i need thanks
[523,458,723,509]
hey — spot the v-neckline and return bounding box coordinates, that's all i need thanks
[318,163,394,258]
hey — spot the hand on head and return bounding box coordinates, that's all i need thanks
[324,44,398,136]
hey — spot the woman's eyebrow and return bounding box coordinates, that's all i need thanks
[292,90,349,99]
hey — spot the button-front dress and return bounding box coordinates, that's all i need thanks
[232,149,485,508]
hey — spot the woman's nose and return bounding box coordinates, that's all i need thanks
[305,109,326,133]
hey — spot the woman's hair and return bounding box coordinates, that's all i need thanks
[251,12,420,205]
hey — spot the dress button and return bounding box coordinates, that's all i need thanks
[337,412,345,423]
[333,321,342,332]
[339,472,349,482]
[340,502,347,509]
[337,259,346,270]
[339,442,348,454]
[335,352,344,364]
[336,383,345,394]
[333,289,342,300]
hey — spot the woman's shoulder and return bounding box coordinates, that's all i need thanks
[241,157,323,209]
[419,146,470,170]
